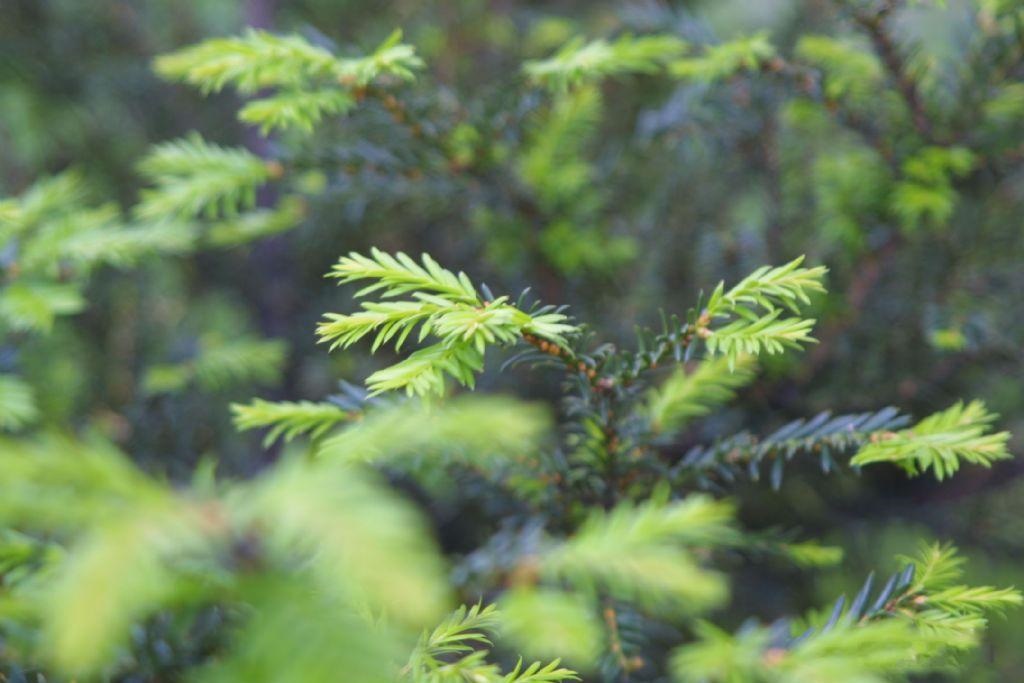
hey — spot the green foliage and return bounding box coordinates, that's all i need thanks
[0,397,554,677]
[809,145,890,251]
[704,257,828,319]
[679,407,910,490]
[204,196,305,247]
[795,35,883,102]
[672,544,1020,682]
[703,314,817,369]
[0,171,194,335]
[407,603,580,682]
[42,499,208,674]
[891,146,975,231]
[0,374,38,430]
[851,400,1011,480]
[2,4,1023,681]
[3,229,1010,681]
[669,33,776,81]
[541,495,735,610]
[136,134,274,221]
[315,396,549,467]
[645,355,757,434]
[701,257,827,367]
[525,34,686,91]
[155,28,422,133]
[498,589,602,666]
[143,335,286,394]
[317,249,576,396]
[513,86,636,275]
[231,398,351,446]
[519,86,601,216]
[238,88,355,135]
[0,282,84,334]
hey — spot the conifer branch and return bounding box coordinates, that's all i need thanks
[540,496,735,609]
[700,256,827,368]
[669,33,776,81]
[0,374,39,431]
[231,399,352,446]
[525,35,687,91]
[847,1,933,140]
[155,28,422,134]
[406,603,579,683]
[645,355,758,434]
[144,336,286,394]
[676,407,910,490]
[136,134,275,221]
[318,250,576,397]
[238,89,356,135]
[850,400,1011,480]
[671,543,1021,682]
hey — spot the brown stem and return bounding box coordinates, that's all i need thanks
[850,2,933,141]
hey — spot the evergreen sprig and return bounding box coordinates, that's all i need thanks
[318,249,576,396]
[144,335,286,395]
[238,88,356,135]
[645,355,758,435]
[407,603,579,683]
[705,258,829,318]
[700,256,827,368]
[541,495,735,610]
[669,33,776,81]
[136,134,275,221]
[676,407,910,490]
[156,29,422,133]
[0,397,553,677]
[0,374,39,430]
[525,34,687,91]
[0,172,199,335]
[231,398,351,446]
[850,400,1012,480]
[671,544,1021,682]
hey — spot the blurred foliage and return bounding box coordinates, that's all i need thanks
[2,0,1024,679]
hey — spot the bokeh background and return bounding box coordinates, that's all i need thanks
[2,0,1023,678]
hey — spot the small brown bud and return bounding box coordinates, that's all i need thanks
[265,160,285,179]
